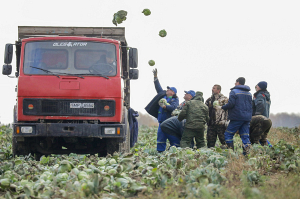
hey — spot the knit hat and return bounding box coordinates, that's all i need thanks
[257,81,267,90]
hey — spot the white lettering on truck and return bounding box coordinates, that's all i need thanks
[53,42,87,47]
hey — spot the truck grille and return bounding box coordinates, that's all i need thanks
[23,99,115,116]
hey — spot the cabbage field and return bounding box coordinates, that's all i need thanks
[1,124,300,199]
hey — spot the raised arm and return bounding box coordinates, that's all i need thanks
[153,68,163,93]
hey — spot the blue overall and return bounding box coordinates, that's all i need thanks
[222,85,252,148]
[157,96,180,151]
[153,79,179,152]
[224,120,251,147]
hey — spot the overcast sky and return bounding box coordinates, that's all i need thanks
[0,0,300,124]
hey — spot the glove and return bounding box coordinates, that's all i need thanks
[225,121,229,127]
[158,98,167,108]
[214,105,222,110]
[171,109,181,116]
[152,68,157,78]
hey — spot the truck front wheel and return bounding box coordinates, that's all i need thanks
[106,109,130,155]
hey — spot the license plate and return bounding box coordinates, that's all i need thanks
[82,103,94,108]
[70,103,94,108]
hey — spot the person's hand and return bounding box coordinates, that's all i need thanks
[152,68,157,78]
[225,121,229,126]
[214,105,222,110]
[158,98,167,108]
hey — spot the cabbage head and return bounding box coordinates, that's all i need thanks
[148,60,155,66]
[56,173,68,183]
[142,9,151,16]
[213,101,220,107]
[112,10,128,26]
[0,178,10,188]
[109,158,117,165]
[78,171,89,180]
[159,29,167,37]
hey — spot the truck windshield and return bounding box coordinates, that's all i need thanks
[23,41,117,76]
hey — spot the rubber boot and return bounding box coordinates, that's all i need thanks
[226,142,234,150]
[243,145,251,156]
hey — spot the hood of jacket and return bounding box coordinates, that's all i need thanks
[231,85,251,91]
[194,92,204,102]
[254,90,270,101]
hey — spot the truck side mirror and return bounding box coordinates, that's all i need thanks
[4,44,13,64]
[129,69,139,80]
[2,64,12,75]
[129,48,138,68]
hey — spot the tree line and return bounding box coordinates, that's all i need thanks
[269,112,300,128]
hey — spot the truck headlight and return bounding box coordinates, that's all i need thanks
[104,128,116,134]
[21,126,33,133]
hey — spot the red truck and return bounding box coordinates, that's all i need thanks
[2,26,139,159]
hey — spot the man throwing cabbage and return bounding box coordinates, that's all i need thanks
[205,84,229,148]
[145,69,179,152]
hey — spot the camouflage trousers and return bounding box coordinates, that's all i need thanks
[250,119,272,146]
[207,124,226,148]
[180,128,205,148]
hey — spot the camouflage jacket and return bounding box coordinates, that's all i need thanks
[205,93,229,126]
[178,92,209,129]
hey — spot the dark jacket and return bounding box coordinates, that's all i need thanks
[252,90,271,118]
[178,92,209,129]
[145,79,179,123]
[128,108,139,148]
[160,116,185,139]
[222,85,252,121]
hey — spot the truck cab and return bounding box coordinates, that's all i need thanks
[2,26,139,159]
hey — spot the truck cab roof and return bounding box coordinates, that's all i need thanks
[18,26,127,45]
[21,36,121,45]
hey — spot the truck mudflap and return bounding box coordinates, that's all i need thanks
[13,122,125,138]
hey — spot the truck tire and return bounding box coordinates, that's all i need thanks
[119,108,130,153]
[34,153,42,161]
[12,105,18,157]
[12,137,17,157]
[12,105,30,157]
[106,138,121,155]
[106,108,130,155]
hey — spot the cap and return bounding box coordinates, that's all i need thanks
[167,86,177,94]
[184,90,195,97]
[257,81,267,90]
